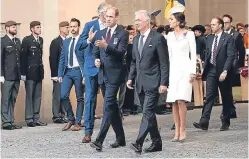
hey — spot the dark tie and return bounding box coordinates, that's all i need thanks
[69,38,75,67]
[138,35,145,56]
[12,38,16,44]
[212,35,218,66]
[106,29,111,43]
[37,37,40,44]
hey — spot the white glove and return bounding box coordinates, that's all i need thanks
[51,77,58,82]
[0,76,5,83]
[21,75,26,81]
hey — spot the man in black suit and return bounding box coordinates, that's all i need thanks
[90,7,128,151]
[49,21,69,123]
[127,10,169,154]
[1,21,22,130]
[193,17,236,131]
[21,21,47,127]
[222,14,246,118]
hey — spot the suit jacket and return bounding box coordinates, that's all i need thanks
[58,37,84,77]
[76,19,100,77]
[128,30,169,93]
[49,35,63,77]
[93,25,129,85]
[1,35,21,80]
[21,34,44,81]
[196,35,206,61]
[202,32,236,80]
[229,29,245,67]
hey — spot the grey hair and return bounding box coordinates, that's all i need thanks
[98,3,111,15]
[135,10,151,21]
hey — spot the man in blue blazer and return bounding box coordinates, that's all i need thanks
[90,7,129,152]
[76,2,110,143]
[58,18,84,131]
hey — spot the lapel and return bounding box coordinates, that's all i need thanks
[95,20,100,31]
[5,35,21,51]
[134,35,140,58]
[108,25,120,45]
[229,29,235,36]
[140,30,153,60]
[216,32,226,55]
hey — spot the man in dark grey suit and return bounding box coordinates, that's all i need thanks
[127,10,169,154]
[1,21,22,130]
[193,17,236,131]
[49,21,69,123]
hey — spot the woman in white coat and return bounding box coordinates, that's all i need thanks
[166,11,196,142]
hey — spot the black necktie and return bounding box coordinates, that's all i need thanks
[12,38,16,44]
[212,36,218,66]
[138,35,145,56]
[69,38,75,67]
[106,29,111,43]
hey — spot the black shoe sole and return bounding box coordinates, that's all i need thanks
[110,143,126,148]
[130,144,142,154]
[90,143,102,152]
[144,148,162,153]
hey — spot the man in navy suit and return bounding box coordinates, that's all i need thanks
[58,18,85,132]
[76,2,110,143]
[90,7,129,151]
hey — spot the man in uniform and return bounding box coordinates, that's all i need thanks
[49,21,69,124]
[21,21,47,127]
[1,21,22,130]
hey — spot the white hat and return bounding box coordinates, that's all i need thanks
[167,5,185,18]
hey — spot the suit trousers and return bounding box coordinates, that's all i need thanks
[61,69,84,124]
[96,80,125,144]
[136,89,161,146]
[52,81,65,120]
[201,65,232,121]
[84,75,98,135]
[1,81,20,127]
[25,80,42,124]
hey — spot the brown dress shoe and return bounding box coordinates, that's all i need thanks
[71,124,81,131]
[82,134,91,143]
[62,121,74,131]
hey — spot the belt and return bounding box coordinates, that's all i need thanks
[67,66,80,71]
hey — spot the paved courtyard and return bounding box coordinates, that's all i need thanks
[1,103,248,158]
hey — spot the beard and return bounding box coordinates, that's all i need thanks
[9,30,17,36]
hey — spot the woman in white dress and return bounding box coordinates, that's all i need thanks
[166,12,196,142]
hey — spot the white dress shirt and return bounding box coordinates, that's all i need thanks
[68,35,80,68]
[210,31,222,63]
[106,24,118,38]
[60,35,66,40]
[138,28,151,47]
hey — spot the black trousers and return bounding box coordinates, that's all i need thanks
[136,89,161,146]
[201,65,232,121]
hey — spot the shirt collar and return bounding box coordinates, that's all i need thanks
[60,35,66,40]
[141,28,151,37]
[107,24,118,33]
[226,28,232,34]
[72,34,80,41]
[215,31,222,38]
[7,34,15,40]
[32,34,39,41]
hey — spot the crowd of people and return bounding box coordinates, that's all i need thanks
[1,2,248,154]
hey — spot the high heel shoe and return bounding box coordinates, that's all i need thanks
[179,137,186,143]
[171,138,179,142]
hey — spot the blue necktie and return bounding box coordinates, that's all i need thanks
[69,38,75,67]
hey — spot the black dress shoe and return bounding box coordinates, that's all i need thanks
[27,122,36,127]
[2,125,14,130]
[193,122,209,130]
[130,142,142,154]
[35,121,47,126]
[144,144,162,153]
[230,112,237,119]
[90,141,102,151]
[53,118,64,124]
[220,124,229,131]
[110,141,126,148]
[12,124,22,129]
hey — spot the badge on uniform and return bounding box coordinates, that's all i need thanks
[31,46,37,49]
[6,46,12,48]
[113,38,119,45]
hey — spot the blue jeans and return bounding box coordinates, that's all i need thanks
[61,68,84,124]
[84,75,98,135]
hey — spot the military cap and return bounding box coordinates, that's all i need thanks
[59,21,69,27]
[30,21,41,28]
[5,20,17,27]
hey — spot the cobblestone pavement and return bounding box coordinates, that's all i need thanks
[1,104,248,158]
